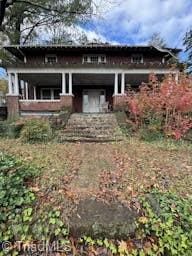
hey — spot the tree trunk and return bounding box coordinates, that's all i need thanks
[0,0,8,27]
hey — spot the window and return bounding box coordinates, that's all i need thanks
[41,88,61,100]
[90,56,99,63]
[45,54,57,64]
[131,54,143,64]
[100,56,106,63]
[83,55,106,64]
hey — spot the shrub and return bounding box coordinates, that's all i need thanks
[49,108,72,129]
[126,73,192,140]
[20,119,53,143]
[0,120,24,138]
[184,128,192,141]
[115,111,133,135]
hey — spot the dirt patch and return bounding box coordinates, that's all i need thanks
[70,198,138,239]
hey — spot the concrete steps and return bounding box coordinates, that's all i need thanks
[57,113,124,142]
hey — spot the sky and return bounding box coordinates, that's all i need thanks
[0,0,192,78]
[83,0,192,48]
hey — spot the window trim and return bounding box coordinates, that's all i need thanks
[82,55,106,64]
[45,54,58,64]
[131,54,144,64]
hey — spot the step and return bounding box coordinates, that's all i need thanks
[57,113,124,143]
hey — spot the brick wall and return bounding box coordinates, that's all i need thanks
[20,101,62,112]
[113,95,128,111]
[6,95,74,116]
[7,95,20,119]
[20,96,73,112]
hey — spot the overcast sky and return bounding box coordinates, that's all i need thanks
[0,0,192,78]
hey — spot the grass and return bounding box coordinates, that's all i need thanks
[0,137,191,214]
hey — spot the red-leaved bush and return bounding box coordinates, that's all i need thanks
[126,73,192,140]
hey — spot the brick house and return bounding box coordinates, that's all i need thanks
[3,44,181,118]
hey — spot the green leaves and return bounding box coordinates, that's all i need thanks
[20,119,53,143]
[137,190,192,255]
[0,153,69,255]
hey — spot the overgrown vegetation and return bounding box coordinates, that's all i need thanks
[20,119,53,143]
[78,191,192,255]
[0,153,69,255]
[0,120,24,138]
[0,135,192,256]
[126,73,192,141]
[1,152,192,255]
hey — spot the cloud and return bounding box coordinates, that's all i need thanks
[89,0,192,48]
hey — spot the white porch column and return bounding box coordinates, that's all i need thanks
[8,73,13,94]
[14,73,19,95]
[69,72,72,95]
[121,73,125,94]
[114,73,118,95]
[25,82,29,100]
[62,73,66,94]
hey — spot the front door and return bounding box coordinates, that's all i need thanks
[83,90,105,113]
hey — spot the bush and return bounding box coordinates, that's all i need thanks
[49,108,72,129]
[115,111,133,135]
[126,73,192,140]
[184,128,192,141]
[139,118,164,141]
[20,119,53,143]
[0,120,24,138]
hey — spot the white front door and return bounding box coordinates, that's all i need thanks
[83,90,105,113]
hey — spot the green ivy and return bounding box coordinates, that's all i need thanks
[137,190,192,255]
[0,153,69,255]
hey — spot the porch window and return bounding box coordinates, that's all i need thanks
[83,55,106,64]
[131,54,143,64]
[45,54,57,64]
[41,88,61,100]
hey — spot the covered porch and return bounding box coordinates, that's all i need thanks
[6,68,178,117]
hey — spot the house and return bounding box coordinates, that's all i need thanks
[3,43,181,118]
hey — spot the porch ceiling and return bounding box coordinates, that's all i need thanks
[19,73,61,86]
[73,74,114,86]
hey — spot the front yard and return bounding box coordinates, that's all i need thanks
[0,137,191,206]
[0,137,192,255]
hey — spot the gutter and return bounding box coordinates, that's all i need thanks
[152,45,179,59]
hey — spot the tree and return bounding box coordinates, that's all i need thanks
[184,29,192,73]
[44,23,89,45]
[148,32,167,48]
[0,0,93,44]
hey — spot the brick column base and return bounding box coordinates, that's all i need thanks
[7,95,20,119]
[60,95,73,111]
[113,95,127,111]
